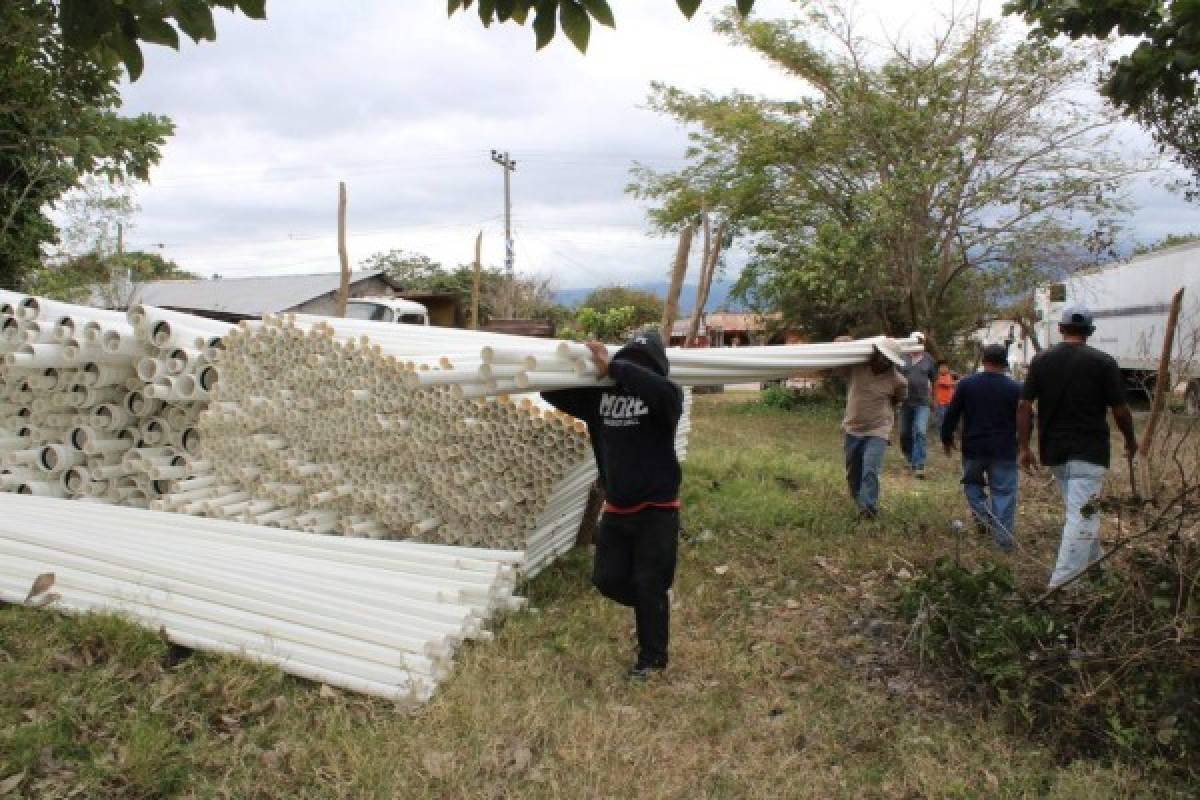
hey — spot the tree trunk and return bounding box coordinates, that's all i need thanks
[660,223,694,343]
[685,216,725,348]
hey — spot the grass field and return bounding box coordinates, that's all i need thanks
[0,393,1187,798]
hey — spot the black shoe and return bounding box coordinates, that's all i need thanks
[627,663,665,681]
[858,507,879,520]
[914,467,926,479]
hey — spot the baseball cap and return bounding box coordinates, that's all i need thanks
[1059,306,1095,328]
[981,344,1009,367]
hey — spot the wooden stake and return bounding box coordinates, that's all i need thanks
[335,181,350,318]
[1142,287,1185,465]
[470,230,482,330]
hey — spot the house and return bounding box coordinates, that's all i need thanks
[669,312,796,347]
[127,271,464,326]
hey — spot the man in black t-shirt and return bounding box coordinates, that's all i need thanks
[1017,307,1138,589]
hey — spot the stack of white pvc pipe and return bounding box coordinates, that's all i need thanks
[0,493,523,701]
[181,314,599,560]
[0,291,229,506]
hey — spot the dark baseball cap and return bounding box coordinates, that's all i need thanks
[1059,306,1095,328]
[981,344,1008,367]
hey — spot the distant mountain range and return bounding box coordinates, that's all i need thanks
[553,280,746,314]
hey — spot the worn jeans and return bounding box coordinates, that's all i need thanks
[961,458,1018,551]
[593,508,679,668]
[1048,460,1107,589]
[844,434,887,513]
[899,404,931,469]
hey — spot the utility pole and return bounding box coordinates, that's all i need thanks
[490,149,516,315]
[470,230,483,330]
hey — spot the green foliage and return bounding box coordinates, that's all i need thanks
[900,550,1200,775]
[26,250,197,304]
[448,0,754,52]
[1132,232,1200,257]
[0,1,173,291]
[563,304,638,341]
[580,285,662,326]
[54,0,267,81]
[639,6,1136,352]
[1005,0,1200,193]
[359,248,565,324]
[759,384,797,410]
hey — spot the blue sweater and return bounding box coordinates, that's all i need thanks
[940,371,1021,461]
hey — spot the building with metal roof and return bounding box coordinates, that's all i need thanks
[129,271,402,322]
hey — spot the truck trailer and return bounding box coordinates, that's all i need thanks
[1035,240,1200,412]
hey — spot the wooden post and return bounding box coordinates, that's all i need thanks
[1141,287,1186,464]
[470,230,483,330]
[660,222,694,343]
[335,181,350,318]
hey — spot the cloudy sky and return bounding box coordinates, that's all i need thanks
[114,0,1195,290]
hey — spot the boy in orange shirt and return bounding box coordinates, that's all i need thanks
[932,361,957,433]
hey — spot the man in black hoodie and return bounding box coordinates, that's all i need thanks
[542,330,684,679]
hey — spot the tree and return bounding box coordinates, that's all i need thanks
[448,0,755,52]
[0,1,172,290]
[566,305,639,341]
[1132,232,1200,256]
[53,0,267,80]
[580,285,663,326]
[1005,0,1200,193]
[50,0,757,75]
[26,250,197,305]
[639,5,1139,351]
[359,248,564,324]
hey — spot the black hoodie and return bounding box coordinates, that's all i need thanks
[541,331,683,509]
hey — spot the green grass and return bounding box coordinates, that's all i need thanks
[0,393,1189,798]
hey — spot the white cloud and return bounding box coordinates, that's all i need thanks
[112,0,1198,289]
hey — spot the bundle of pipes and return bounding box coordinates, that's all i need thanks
[0,493,523,701]
[179,313,602,561]
[0,291,231,505]
[277,313,924,398]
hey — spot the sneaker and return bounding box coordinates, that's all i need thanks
[858,507,879,520]
[914,467,926,480]
[627,663,666,681]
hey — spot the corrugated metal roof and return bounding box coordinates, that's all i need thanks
[131,271,395,316]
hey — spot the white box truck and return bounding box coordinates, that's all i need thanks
[1035,240,1200,412]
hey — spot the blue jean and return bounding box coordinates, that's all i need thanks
[845,434,887,513]
[900,404,930,469]
[962,458,1018,551]
[1048,461,1107,589]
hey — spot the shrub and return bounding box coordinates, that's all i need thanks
[898,542,1200,777]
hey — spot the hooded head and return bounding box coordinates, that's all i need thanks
[612,329,670,376]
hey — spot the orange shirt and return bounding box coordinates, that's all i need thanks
[934,374,956,406]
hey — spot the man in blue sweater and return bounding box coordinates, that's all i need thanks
[940,345,1022,551]
[542,331,684,680]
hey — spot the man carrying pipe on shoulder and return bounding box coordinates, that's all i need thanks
[541,330,684,681]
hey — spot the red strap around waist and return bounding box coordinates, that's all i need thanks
[602,499,681,515]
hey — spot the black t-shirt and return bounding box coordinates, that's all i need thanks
[1022,343,1126,467]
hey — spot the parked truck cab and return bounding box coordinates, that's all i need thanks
[344,297,430,326]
